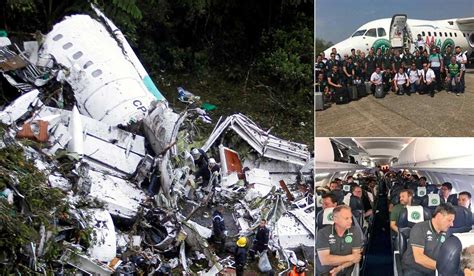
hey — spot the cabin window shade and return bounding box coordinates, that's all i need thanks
[365,28,377,37]
[422,31,426,36]
[428,32,431,36]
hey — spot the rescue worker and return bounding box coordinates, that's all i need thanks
[249,219,270,261]
[402,204,456,276]
[210,205,226,254]
[194,158,220,188]
[234,237,248,276]
[288,260,306,276]
[390,189,414,234]
[191,147,209,171]
[316,205,363,276]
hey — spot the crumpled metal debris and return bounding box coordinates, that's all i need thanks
[0,4,314,275]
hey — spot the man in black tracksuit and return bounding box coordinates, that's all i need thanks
[249,219,270,260]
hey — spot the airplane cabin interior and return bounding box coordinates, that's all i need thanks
[315,138,474,276]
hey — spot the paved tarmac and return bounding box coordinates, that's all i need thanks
[315,69,474,137]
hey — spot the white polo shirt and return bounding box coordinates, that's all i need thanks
[421,68,435,82]
[408,69,420,83]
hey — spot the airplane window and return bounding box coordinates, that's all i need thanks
[445,32,448,37]
[62,42,73,50]
[365,28,377,37]
[454,32,457,37]
[92,69,102,77]
[434,32,437,37]
[464,33,466,37]
[352,29,367,37]
[53,34,63,41]
[428,31,431,36]
[377,28,386,37]
[440,32,443,37]
[72,51,83,60]
[450,32,452,37]
[83,61,93,69]
[422,31,426,36]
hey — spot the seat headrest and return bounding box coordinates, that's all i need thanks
[417,187,427,197]
[453,232,474,249]
[322,207,335,225]
[436,235,462,276]
[406,205,426,223]
[343,185,351,192]
[316,194,322,208]
[398,205,431,228]
[428,194,441,207]
[453,206,472,228]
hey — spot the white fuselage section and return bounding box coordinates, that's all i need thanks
[323,17,474,58]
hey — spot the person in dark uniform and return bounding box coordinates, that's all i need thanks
[210,205,226,254]
[442,45,453,84]
[403,48,414,71]
[383,49,393,71]
[375,48,384,69]
[439,182,457,205]
[414,50,424,70]
[402,203,456,276]
[191,148,209,171]
[392,49,403,72]
[316,205,363,276]
[194,158,220,188]
[359,52,367,81]
[315,55,327,78]
[316,73,331,103]
[343,57,355,86]
[328,65,349,103]
[350,48,359,65]
[366,49,377,79]
[234,237,248,276]
[249,219,270,260]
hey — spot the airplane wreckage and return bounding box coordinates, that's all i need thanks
[0,5,314,275]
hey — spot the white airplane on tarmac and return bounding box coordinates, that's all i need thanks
[323,14,474,57]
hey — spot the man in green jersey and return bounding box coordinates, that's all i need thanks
[446,56,463,94]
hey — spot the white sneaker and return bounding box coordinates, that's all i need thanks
[456,93,460,96]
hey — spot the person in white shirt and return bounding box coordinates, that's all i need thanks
[393,67,410,95]
[407,63,421,94]
[415,34,425,51]
[420,63,436,97]
[370,67,383,94]
[455,46,467,94]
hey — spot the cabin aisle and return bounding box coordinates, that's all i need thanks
[363,194,394,276]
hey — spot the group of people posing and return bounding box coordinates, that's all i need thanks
[315,43,468,104]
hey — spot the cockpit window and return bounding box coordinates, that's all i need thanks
[365,28,377,37]
[377,28,387,37]
[352,29,367,37]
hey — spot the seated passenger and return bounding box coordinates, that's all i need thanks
[402,203,456,276]
[351,186,373,218]
[316,205,363,276]
[461,246,474,276]
[440,182,458,205]
[458,191,472,209]
[328,181,344,205]
[390,189,414,234]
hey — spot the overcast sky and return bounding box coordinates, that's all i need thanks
[315,0,474,44]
